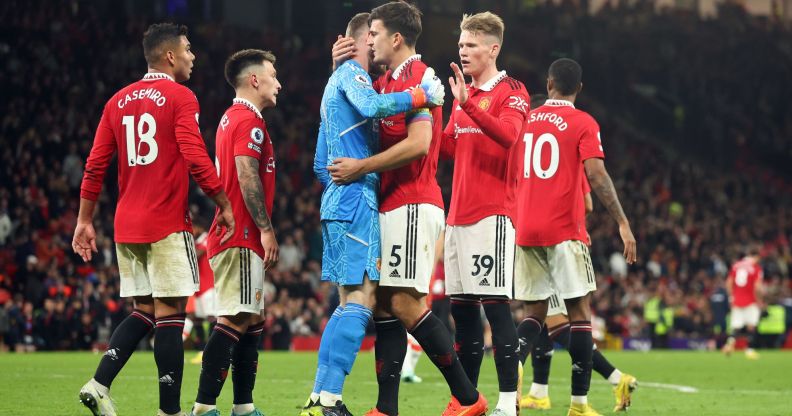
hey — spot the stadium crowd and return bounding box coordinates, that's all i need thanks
[1,0,790,352]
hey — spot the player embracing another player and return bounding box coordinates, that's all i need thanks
[512,58,636,416]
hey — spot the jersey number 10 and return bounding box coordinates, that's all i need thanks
[122,113,159,166]
[523,133,559,179]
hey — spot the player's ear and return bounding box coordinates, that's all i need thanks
[577,82,583,95]
[165,50,176,67]
[392,32,402,49]
[490,43,500,59]
[546,77,553,94]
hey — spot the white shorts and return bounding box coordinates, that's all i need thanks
[730,304,760,329]
[379,204,445,294]
[116,231,199,298]
[547,292,568,316]
[194,288,216,319]
[209,247,265,316]
[514,240,596,301]
[445,215,515,297]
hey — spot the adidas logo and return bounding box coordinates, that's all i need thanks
[159,374,175,385]
[103,348,119,361]
[389,269,401,278]
[571,363,584,373]
[479,278,490,286]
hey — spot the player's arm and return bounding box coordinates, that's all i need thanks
[584,192,593,215]
[755,269,765,308]
[584,157,636,264]
[174,95,235,244]
[448,63,527,148]
[439,109,457,160]
[313,120,331,187]
[235,155,279,269]
[329,114,432,184]
[341,66,444,119]
[74,109,115,262]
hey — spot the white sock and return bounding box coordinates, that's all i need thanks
[90,378,109,396]
[233,403,255,414]
[182,317,194,341]
[191,403,216,415]
[319,391,341,407]
[495,391,517,416]
[309,392,320,402]
[571,395,588,405]
[529,382,548,398]
[607,369,623,385]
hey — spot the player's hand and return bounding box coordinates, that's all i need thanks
[415,67,445,108]
[215,203,236,245]
[332,35,355,69]
[260,229,279,270]
[72,221,98,262]
[619,222,637,264]
[448,62,469,105]
[328,157,365,185]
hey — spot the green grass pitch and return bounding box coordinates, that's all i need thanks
[1,350,790,415]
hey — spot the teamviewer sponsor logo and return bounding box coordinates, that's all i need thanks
[454,123,482,138]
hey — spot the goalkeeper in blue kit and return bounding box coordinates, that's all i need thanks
[300,12,445,416]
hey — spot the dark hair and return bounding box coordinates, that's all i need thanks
[368,1,422,47]
[142,23,188,65]
[530,93,548,108]
[548,58,582,96]
[224,49,277,88]
[346,13,371,38]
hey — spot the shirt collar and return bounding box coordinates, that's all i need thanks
[544,99,575,108]
[142,72,174,82]
[476,70,507,92]
[233,98,263,120]
[392,54,422,79]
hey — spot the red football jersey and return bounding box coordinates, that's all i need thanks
[373,55,444,213]
[728,257,763,307]
[443,71,530,225]
[195,232,214,295]
[207,99,276,260]
[515,100,604,246]
[81,72,222,243]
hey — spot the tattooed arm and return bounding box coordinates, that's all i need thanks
[584,158,637,264]
[236,155,279,268]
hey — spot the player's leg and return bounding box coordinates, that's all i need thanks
[320,204,379,413]
[519,304,566,411]
[744,304,761,359]
[148,231,202,416]
[80,243,155,416]
[445,224,485,387]
[371,296,407,416]
[302,221,346,414]
[723,306,742,356]
[192,247,265,415]
[380,204,486,415]
[514,246,552,360]
[552,240,599,416]
[230,314,265,416]
[320,278,376,411]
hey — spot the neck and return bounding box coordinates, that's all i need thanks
[235,90,266,111]
[471,64,499,89]
[148,66,176,81]
[352,54,369,72]
[548,93,577,104]
[388,47,417,71]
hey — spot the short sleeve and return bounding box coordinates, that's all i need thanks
[579,116,605,162]
[233,117,267,160]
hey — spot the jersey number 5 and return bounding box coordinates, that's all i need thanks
[122,113,158,166]
[523,133,559,179]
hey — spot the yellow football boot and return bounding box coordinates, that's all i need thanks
[613,373,638,411]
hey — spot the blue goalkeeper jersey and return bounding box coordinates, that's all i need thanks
[314,60,416,221]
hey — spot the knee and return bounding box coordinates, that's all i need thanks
[564,297,591,321]
[390,292,425,326]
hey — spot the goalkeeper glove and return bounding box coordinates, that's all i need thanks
[408,67,445,108]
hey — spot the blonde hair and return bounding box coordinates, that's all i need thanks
[460,12,504,44]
